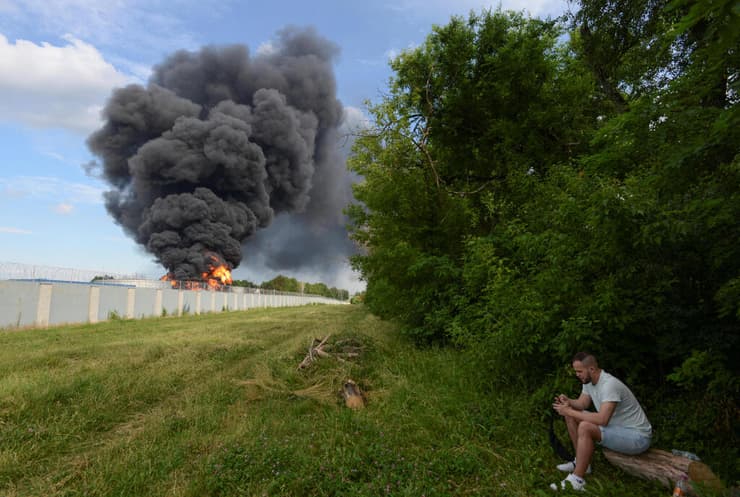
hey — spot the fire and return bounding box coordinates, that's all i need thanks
[209,264,232,285]
[160,253,233,290]
[201,255,233,290]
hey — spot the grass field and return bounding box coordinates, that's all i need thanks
[0,305,674,496]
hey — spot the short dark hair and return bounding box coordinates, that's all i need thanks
[572,352,597,367]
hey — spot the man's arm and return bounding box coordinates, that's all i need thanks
[556,392,592,411]
[556,400,617,426]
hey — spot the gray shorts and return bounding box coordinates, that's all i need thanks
[598,425,651,455]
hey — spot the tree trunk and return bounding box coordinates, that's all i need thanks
[602,448,723,494]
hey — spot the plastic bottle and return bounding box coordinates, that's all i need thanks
[672,475,689,497]
[671,449,701,461]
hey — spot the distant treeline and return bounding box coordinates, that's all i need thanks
[232,275,350,301]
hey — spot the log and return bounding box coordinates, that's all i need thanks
[603,448,723,494]
[342,379,365,409]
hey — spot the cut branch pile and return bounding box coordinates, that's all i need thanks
[297,335,365,370]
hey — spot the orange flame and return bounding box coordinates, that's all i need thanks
[205,254,232,287]
[160,253,232,290]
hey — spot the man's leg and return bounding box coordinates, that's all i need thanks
[574,421,601,478]
[564,414,580,454]
[557,414,591,473]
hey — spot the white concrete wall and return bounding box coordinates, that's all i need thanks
[0,280,344,329]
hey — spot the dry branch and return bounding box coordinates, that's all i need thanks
[298,335,331,369]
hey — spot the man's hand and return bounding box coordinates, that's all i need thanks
[552,394,571,417]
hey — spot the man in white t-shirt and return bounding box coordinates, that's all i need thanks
[551,352,652,491]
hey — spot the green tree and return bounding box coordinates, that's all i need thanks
[261,275,300,293]
[303,282,350,300]
[304,282,329,296]
[348,10,597,341]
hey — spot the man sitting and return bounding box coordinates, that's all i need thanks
[552,352,652,491]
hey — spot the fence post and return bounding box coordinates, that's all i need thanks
[88,286,100,323]
[177,290,184,316]
[154,289,163,316]
[35,283,52,328]
[126,288,135,319]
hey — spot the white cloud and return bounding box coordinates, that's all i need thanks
[383,41,419,64]
[42,151,67,163]
[256,41,277,57]
[0,176,104,204]
[385,48,401,60]
[0,34,131,133]
[54,203,74,215]
[2,0,204,55]
[0,226,32,234]
[340,106,372,135]
[107,56,152,82]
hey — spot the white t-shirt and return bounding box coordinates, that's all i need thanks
[582,371,652,436]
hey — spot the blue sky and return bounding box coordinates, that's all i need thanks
[0,0,567,291]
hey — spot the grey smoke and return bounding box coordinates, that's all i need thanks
[87,27,357,281]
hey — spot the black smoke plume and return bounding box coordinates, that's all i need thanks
[87,27,352,281]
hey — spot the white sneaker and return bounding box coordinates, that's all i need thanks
[558,473,586,491]
[555,460,591,474]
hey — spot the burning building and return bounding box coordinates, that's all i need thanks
[86,27,347,287]
[160,251,233,290]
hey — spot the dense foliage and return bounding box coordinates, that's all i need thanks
[348,2,738,481]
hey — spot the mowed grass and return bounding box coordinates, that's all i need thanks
[0,305,669,496]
